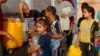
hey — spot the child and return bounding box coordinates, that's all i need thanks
[19,2,40,44]
[30,33,40,56]
[59,7,71,54]
[45,6,62,56]
[19,2,40,22]
[28,18,51,56]
[77,2,89,29]
[78,6,98,56]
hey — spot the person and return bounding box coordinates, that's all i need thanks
[56,0,75,52]
[59,7,71,55]
[19,2,40,34]
[55,0,75,17]
[78,6,98,56]
[28,18,51,56]
[12,17,51,56]
[19,2,40,22]
[19,2,40,44]
[0,0,7,39]
[77,2,89,30]
[0,0,14,56]
[45,6,62,56]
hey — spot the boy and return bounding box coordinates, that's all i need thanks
[45,6,62,56]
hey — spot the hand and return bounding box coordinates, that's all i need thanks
[75,36,79,47]
[67,32,71,36]
[6,33,13,40]
[28,29,35,34]
[67,31,71,37]
[75,41,79,47]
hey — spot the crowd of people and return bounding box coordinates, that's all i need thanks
[0,0,100,56]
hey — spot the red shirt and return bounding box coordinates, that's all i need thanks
[98,37,100,43]
[70,16,74,26]
[0,6,3,30]
[0,6,3,21]
[0,6,4,42]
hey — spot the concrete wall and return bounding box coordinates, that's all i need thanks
[1,0,52,13]
[1,0,20,13]
[33,0,51,12]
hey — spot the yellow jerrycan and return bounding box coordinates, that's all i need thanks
[3,18,23,49]
[67,45,82,56]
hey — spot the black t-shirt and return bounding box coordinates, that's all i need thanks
[24,10,40,21]
[77,16,85,27]
[91,21,99,44]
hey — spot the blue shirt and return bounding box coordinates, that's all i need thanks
[38,34,51,56]
[51,20,61,50]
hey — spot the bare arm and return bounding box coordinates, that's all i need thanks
[0,31,13,39]
[52,33,62,39]
[28,44,40,54]
[28,28,36,34]
[19,1,24,21]
[0,31,7,35]
[75,30,80,46]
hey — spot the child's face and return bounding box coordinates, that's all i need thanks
[36,23,47,34]
[45,10,51,20]
[83,9,91,19]
[45,10,50,18]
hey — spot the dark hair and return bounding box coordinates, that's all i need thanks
[55,15,60,20]
[41,10,46,17]
[46,6,56,16]
[36,17,51,32]
[85,6,95,19]
[81,2,89,10]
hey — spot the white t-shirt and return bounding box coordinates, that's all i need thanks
[23,19,29,42]
[60,17,70,31]
[55,1,75,17]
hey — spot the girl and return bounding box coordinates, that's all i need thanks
[28,17,51,56]
[77,2,89,29]
[55,0,75,52]
[78,6,98,56]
